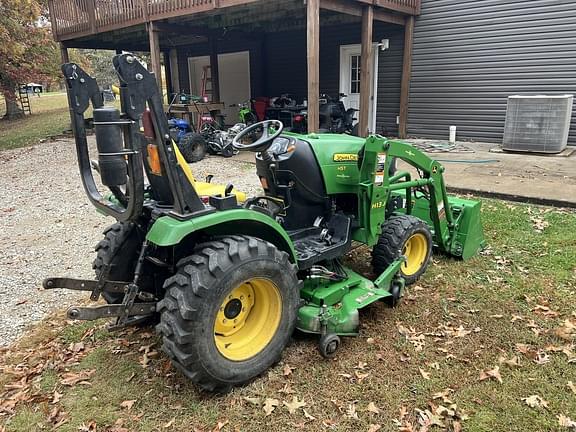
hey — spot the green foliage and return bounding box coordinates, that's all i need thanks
[0,0,54,97]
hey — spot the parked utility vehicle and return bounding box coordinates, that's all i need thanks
[46,54,485,392]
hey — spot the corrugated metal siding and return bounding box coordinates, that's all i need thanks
[174,22,404,134]
[408,0,576,144]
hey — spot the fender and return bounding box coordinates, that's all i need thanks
[146,208,298,262]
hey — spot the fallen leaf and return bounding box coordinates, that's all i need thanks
[530,216,549,232]
[355,361,368,370]
[432,388,453,404]
[284,397,306,414]
[522,395,549,409]
[163,418,175,428]
[366,402,380,414]
[52,391,63,404]
[399,353,411,362]
[303,409,316,421]
[479,366,502,384]
[212,420,228,431]
[555,319,576,341]
[283,364,295,376]
[354,370,370,382]
[78,420,97,432]
[568,381,576,395]
[368,425,381,432]
[498,355,521,368]
[366,338,376,345]
[278,383,294,394]
[243,396,261,406]
[346,402,358,419]
[120,400,136,410]
[558,414,576,428]
[534,351,550,365]
[533,304,559,318]
[419,368,431,380]
[263,398,279,416]
[415,408,445,428]
[60,369,96,386]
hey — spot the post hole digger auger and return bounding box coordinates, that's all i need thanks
[45,54,485,392]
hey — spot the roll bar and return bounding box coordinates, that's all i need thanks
[62,54,207,222]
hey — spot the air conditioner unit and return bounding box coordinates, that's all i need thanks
[502,95,573,153]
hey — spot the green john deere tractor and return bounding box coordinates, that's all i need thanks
[45,54,485,392]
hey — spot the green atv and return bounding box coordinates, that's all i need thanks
[46,54,485,392]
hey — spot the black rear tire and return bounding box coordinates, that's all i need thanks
[93,222,140,304]
[178,133,207,163]
[372,215,432,285]
[156,235,300,392]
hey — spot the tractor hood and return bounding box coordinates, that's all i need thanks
[301,133,367,195]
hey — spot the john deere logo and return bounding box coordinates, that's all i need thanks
[333,153,358,162]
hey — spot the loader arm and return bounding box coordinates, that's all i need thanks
[358,136,484,259]
[384,140,454,253]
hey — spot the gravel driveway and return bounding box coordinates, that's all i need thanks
[0,137,261,346]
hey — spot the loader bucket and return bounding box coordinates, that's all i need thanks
[445,195,485,260]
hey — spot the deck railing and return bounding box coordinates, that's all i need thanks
[49,0,420,41]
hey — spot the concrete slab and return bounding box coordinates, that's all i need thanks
[227,138,576,208]
[403,139,576,208]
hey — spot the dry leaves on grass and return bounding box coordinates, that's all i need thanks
[60,369,96,386]
[522,395,549,409]
[283,363,295,376]
[530,216,549,232]
[263,398,279,416]
[366,402,380,415]
[120,399,136,410]
[498,355,521,368]
[479,366,502,384]
[283,397,306,414]
[397,323,426,351]
[568,381,576,394]
[419,368,431,380]
[555,319,576,341]
[558,414,576,429]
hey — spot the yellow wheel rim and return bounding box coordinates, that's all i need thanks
[402,233,428,276]
[214,278,282,361]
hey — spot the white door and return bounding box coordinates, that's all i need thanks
[339,44,379,133]
[218,51,251,123]
[188,51,251,125]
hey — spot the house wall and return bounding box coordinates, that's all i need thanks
[408,0,576,145]
[175,22,405,135]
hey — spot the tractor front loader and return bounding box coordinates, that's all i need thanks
[45,54,485,392]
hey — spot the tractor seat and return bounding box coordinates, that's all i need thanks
[173,143,247,203]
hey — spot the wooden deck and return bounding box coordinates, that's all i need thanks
[48,0,420,41]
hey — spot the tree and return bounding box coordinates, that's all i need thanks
[0,0,57,119]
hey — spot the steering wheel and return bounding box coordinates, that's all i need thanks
[232,120,284,152]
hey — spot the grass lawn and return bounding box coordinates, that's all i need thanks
[0,93,71,151]
[0,199,575,432]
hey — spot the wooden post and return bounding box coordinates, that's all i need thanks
[359,4,373,137]
[169,49,180,94]
[399,15,415,139]
[307,0,320,133]
[87,0,97,34]
[148,22,163,93]
[60,43,70,63]
[209,35,220,102]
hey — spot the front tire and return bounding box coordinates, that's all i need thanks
[372,215,432,285]
[178,133,207,163]
[156,235,300,392]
